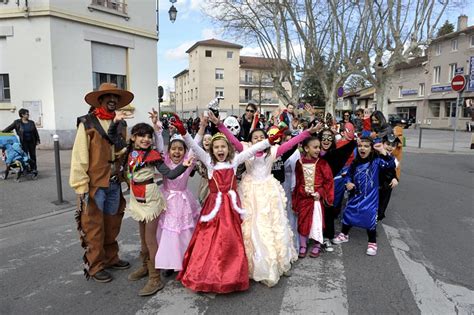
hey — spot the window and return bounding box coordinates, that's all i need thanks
[215,87,224,98]
[429,102,440,117]
[435,44,441,56]
[245,70,253,83]
[0,74,10,102]
[92,72,126,90]
[419,83,425,96]
[445,101,457,118]
[471,35,474,47]
[449,63,457,81]
[398,86,403,98]
[227,51,233,59]
[193,70,195,82]
[205,50,212,57]
[244,88,253,100]
[190,89,193,100]
[195,88,198,100]
[215,68,224,80]
[451,39,458,51]
[433,66,441,84]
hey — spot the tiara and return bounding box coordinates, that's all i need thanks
[211,132,228,142]
[170,134,184,142]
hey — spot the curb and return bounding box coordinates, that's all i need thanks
[404,146,473,155]
[0,205,76,229]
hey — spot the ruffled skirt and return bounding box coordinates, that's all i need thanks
[240,175,298,287]
[128,183,166,223]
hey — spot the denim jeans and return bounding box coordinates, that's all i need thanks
[93,182,121,215]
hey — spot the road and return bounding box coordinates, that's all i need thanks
[1,151,473,314]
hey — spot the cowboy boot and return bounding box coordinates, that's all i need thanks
[138,260,165,296]
[128,251,149,281]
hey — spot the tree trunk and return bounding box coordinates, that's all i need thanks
[375,82,389,117]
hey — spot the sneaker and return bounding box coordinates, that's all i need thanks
[92,270,113,283]
[108,259,131,270]
[332,233,349,245]
[322,239,334,252]
[366,242,377,256]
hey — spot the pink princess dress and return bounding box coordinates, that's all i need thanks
[154,136,201,271]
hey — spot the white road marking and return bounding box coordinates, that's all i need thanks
[280,246,348,315]
[383,224,474,315]
[136,279,214,314]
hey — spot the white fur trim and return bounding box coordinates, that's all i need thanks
[228,190,246,218]
[200,191,222,222]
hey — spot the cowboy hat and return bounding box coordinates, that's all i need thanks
[84,83,134,109]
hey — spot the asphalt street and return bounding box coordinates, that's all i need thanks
[1,148,473,314]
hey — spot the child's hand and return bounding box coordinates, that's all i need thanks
[114,110,133,123]
[183,155,195,167]
[308,122,323,134]
[373,142,386,155]
[389,178,398,188]
[208,111,219,125]
[304,103,315,115]
[200,114,209,128]
[148,108,162,131]
[311,192,320,200]
[346,182,355,191]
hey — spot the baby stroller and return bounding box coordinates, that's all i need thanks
[0,133,35,181]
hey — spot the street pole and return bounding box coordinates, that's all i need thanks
[451,92,461,152]
[418,127,423,149]
[52,135,67,205]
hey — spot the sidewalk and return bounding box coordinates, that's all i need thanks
[1,128,472,226]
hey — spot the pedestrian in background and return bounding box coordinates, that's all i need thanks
[2,108,40,175]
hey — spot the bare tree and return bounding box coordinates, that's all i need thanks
[343,0,448,114]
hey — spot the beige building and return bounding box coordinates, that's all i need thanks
[385,15,474,129]
[174,39,291,119]
[0,0,159,148]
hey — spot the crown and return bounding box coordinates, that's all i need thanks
[211,132,228,142]
[170,134,184,142]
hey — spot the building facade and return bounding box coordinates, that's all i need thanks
[0,0,159,148]
[386,15,474,129]
[174,39,291,119]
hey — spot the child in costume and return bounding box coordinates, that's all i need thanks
[333,135,395,256]
[172,114,283,293]
[194,116,212,204]
[293,136,334,258]
[377,133,400,221]
[152,123,200,273]
[108,117,192,296]
[214,112,319,286]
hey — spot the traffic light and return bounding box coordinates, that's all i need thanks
[158,85,164,103]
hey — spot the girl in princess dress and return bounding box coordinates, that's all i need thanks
[149,110,201,274]
[172,114,284,293]
[293,136,334,258]
[211,112,319,287]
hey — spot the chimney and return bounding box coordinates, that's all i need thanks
[457,15,468,31]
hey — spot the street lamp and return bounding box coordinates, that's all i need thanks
[169,0,178,23]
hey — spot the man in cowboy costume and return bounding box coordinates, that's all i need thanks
[70,83,133,283]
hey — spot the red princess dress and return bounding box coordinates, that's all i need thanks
[177,133,271,293]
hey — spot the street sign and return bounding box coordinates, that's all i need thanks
[337,87,344,98]
[455,67,464,75]
[451,75,466,92]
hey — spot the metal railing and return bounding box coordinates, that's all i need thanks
[239,79,274,87]
[90,0,127,14]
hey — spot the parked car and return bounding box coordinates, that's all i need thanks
[388,114,412,129]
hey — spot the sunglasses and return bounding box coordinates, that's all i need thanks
[246,109,255,113]
[344,114,350,117]
[322,135,333,141]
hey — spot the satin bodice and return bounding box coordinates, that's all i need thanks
[208,169,237,193]
[162,154,193,191]
[243,147,276,181]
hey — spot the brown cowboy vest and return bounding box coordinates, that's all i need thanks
[77,114,126,189]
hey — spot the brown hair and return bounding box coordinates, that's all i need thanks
[209,136,235,165]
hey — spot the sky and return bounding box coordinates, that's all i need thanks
[156,0,474,99]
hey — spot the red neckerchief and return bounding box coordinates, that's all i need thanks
[93,107,116,120]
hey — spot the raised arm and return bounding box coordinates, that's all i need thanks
[233,139,271,166]
[217,122,244,152]
[183,133,211,168]
[153,130,164,153]
[276,130,310,157]
[107,120,128,150]
[155,159,188,179]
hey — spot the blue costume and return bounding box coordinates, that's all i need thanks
[342,155,395,230]
[5,143,29,165]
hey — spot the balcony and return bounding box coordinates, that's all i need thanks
[240,79,274,87]
[240,98,279,105]
[88,0,129,20]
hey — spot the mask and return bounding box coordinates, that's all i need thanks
[223,116,241,136]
